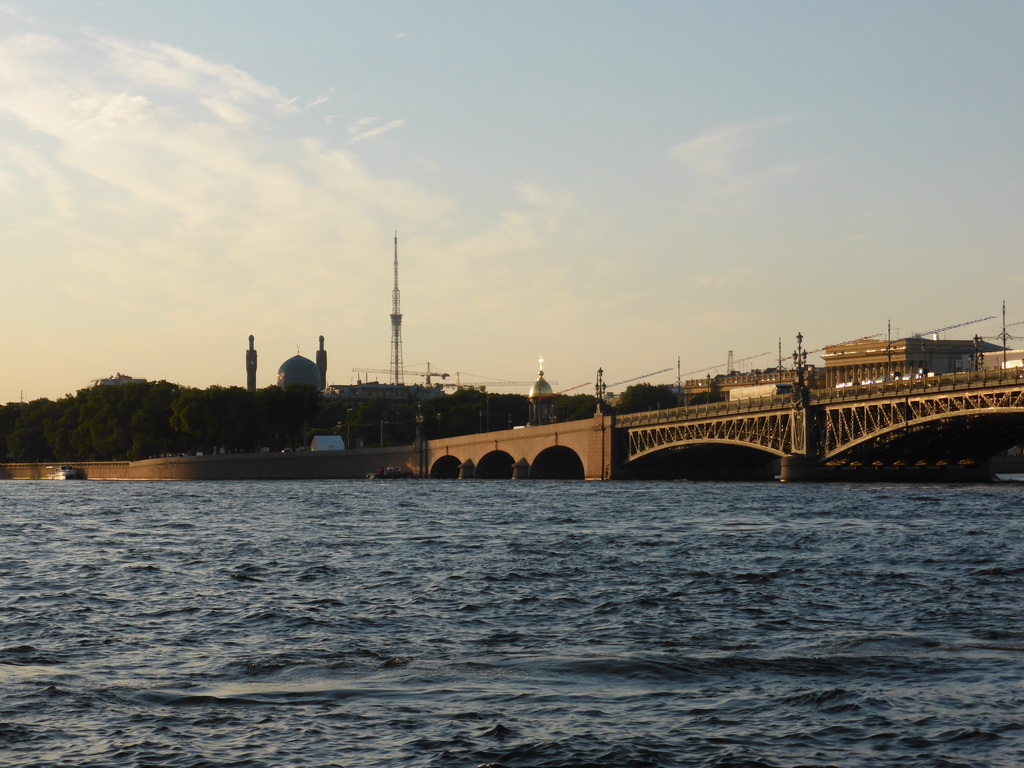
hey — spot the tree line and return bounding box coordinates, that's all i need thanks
[0,382,320,462]
[0,380,680,462]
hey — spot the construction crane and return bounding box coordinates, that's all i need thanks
[451,372,558,389]
[806,334,882,355]
[353,362,449,386]
[555,382,592,395]
[607,367,674,389]
[679,351,771,380]
[526,381,594,400]
[914,315,995,339]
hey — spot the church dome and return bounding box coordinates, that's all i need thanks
[529,370,554,399]
[277,355,322,389]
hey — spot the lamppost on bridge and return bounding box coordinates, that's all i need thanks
[792,332,808,390]
[595,368,606,415]
[886,319,893,380]
[415,404,425,478]
[970,334,984,372]
[780,331,814,482]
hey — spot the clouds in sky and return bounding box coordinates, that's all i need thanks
[669,117,805,198]
[0,24,599,398]
[347,116,408,143]
[2,3,1020,403]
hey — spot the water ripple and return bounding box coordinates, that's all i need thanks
[2,480,1024,766]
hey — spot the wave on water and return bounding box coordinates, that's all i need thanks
[3,480,1024,766]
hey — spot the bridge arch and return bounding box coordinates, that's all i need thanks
[530,445,585,479]
[624,440,780,480]
[822,407,1024,463]
[629,437,787,462]
[429,454,461,479]
[477,450,516,479]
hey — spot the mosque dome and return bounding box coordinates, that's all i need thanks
[277,354,322,389]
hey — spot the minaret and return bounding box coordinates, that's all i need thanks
[316,335,327,390]
[390,232,404,385]
[246,335,257,391]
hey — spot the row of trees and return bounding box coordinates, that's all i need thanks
[0,380,682,463]
[0,382,320,462]
[318,388,601,448]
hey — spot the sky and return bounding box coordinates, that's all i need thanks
[1,1,1023,404]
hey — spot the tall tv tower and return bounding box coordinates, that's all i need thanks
[390,232,403,385]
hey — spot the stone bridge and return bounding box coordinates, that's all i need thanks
[419,413,615,479]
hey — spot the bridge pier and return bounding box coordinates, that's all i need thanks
[779,455,818,482]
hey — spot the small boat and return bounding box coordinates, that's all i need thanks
[48,465,83,480]
[367,465,412,479]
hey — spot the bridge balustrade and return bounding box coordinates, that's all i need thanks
[811,366,1024,405]
[616,393,793,428]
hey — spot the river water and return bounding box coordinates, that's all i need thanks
[1,479,1023,767]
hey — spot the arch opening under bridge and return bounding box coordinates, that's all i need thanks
[477,450,516,479]
[530,445,585,480]
[429,454,461,479]
[623,441,780,481]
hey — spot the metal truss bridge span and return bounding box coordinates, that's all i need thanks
[616,368,1024,480]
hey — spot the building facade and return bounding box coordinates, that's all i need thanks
[820,336,1000,389]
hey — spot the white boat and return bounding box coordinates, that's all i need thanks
[48,465,83,480]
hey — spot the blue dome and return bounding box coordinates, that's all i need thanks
[277,355,321,389]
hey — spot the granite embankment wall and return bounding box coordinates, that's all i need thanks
[5,449,1022,481]
[1,447,417,481]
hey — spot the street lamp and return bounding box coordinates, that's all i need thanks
[792,332,808,388]
[415,404,425,478]
[970,334,984,372]
[886,319,893,380]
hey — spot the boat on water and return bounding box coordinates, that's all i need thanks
[48,465,84,480]
[367,465,412,479]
